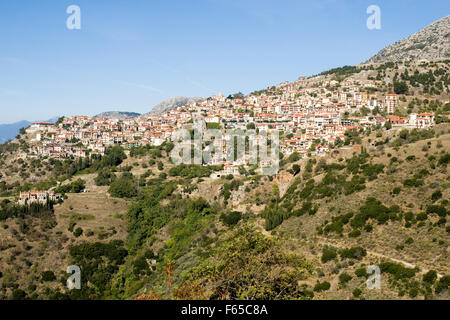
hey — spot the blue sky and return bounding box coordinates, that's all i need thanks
[0,0,448,123]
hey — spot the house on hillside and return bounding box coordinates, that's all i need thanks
[18,190,60,205]
[385,94,398,114]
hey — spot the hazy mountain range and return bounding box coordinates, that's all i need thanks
[0,120,32,143]
[0,117,59,143]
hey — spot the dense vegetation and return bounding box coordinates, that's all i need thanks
[54,179,86,194]
[164,226,315,300]
[0,199,55,221]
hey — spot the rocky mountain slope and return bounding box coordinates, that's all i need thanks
[93,111,141,120]
[366,15,450,63]
[147,97,203,115]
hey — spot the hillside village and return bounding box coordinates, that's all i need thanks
[23,62,446,173]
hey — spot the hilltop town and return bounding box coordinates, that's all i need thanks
[21,60,447,172]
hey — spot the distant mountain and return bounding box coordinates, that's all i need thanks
[46,116,61,124]
[0,120,32,143]
[148,97,203,115]
[366,15,450,63]
[0,117,59,144]
[94,111,141,120]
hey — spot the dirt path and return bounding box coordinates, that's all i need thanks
[315,237,444,278]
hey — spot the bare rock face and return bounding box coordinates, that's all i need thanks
[366,15,450,63]
[147,97,203,115]
[276,171,296,198]
[94,111,141,120]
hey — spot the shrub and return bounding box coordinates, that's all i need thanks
[12,289,27,300]
[403,178,424,187]
[74,227,83,237]
[293,201,318,216]
[220,211,242,227]
[339,272,352,284]
[340,247,367,260]
[349,229,361,238]
[109,175,138,198]
[392,187,401,195]
[41,271,56,282]
[313,281,331,292]
[54,179,86,194]
[379,262,416,280]
[95,169,116,186]
[438,153,450,166]
[426,205,447,217]
[435,275,449,294]
[404,212,414,222]
[321,246,337,263]
[352,288,362,298]
[394,81,408,94]
[416,212,428,221]
[431,190,442,202]
[355,267,367,278]
[422,270,437,284]
[408,287,419,298]
[159,173,167,179]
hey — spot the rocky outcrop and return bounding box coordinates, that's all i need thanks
[366,15,450,63]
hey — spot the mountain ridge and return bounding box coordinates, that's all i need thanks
[0,120,32,143]
[147,96,203,115]
[0,117,59,143]
[93,111,141,120]
[366,15,450,63]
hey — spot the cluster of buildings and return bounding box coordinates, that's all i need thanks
[18,190,60,206]
[23,75,437,173]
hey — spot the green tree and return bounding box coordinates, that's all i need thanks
[41,271,56,282]
[12,289,27,300]
[393,81,408,94]
[95,168,116,186]
[422,270,437,284]
[108,174,138,198]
